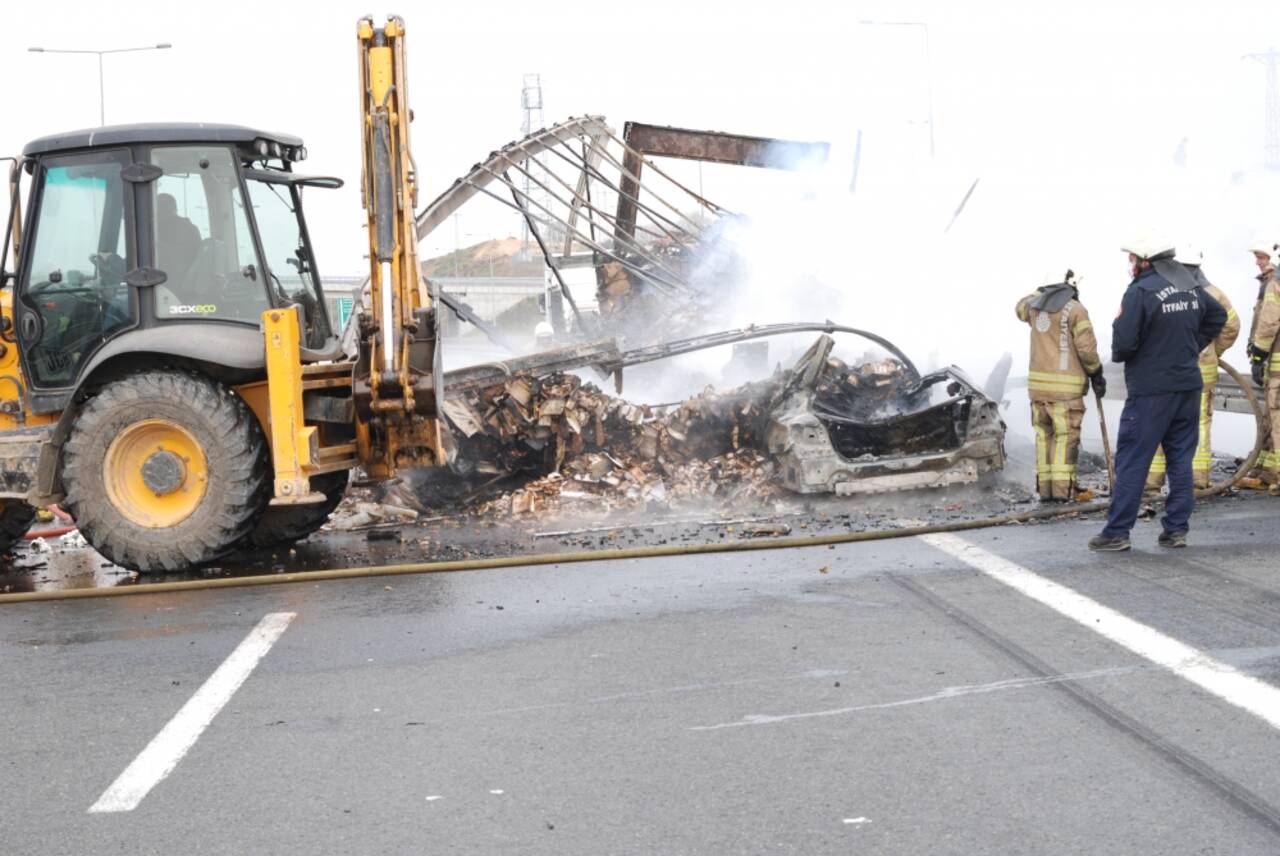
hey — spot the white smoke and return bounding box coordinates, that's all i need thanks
[654,137,1280,456]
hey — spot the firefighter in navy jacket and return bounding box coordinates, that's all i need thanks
[1089,240,1227,552]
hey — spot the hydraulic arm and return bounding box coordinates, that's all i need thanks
[354,15,444,476]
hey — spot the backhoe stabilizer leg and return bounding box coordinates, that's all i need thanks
[262,307,324,506]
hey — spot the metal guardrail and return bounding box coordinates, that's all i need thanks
[1212,373,1261,415]
[1011,366,1261,415]
[1103,367,1260,416]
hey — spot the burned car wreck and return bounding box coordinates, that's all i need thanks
[434,325,1006,512]
[766,336,1006,495]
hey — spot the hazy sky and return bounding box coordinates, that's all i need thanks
[5,0,1280,379]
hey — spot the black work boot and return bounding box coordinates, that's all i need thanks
[1157,530,1187,548]
[1088,535,1131,552]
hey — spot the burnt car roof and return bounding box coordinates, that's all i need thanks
[22,123,303,157]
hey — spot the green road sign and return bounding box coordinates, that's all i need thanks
[335,297,355,330]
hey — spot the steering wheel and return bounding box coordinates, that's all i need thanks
[28,252,126,298]
[29,282,95,297]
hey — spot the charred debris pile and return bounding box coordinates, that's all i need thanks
[447,370,780,517]
[435,335,1005,517]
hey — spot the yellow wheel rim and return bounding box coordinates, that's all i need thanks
[103,419,209,528]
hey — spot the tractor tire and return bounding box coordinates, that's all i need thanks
[61,370,270,571]
[0,500,35,554]
[243,470,349,550]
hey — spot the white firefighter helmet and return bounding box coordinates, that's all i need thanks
[1247,238,1278,264]
[1121,238,1175,261]
[533,321,554,343]
[1041,268,1080,288]
[1175,244,1203,266]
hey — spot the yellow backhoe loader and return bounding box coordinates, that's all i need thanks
[0,16,441,570]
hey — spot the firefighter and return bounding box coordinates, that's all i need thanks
[1015,269,1103,502]
[1090,240,1226,551]
[1144,246,1239,492]
[1245,239,1280,491]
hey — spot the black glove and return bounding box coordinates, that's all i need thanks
[1089,369,1106,397]
[1253,359,1267,388]
[1249,343,1270,364]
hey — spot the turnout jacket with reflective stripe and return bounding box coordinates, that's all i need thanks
[1199,282,1239,384]
[1250,266,1280,370]
[1112,268,1227,397]
[1016,289,1102,402]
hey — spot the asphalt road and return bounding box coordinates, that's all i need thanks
[5,493,1280,854]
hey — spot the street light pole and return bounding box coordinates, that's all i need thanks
[28,43,172,126]
[98,53,105,126]
[858,20,934,159]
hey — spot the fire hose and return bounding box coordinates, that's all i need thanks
[0,361,1265,605]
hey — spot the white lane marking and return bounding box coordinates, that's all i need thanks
[425,795,443,802]
[489,789,504,795]
[691,665,1138,730]
[88,612,296,814]
[843,817,871,826]
[921,533,1280,732]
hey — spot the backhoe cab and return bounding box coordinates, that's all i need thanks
[0,124,354,569]
[0,16,442,572]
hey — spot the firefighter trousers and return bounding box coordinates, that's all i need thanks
[1031,398,1085,500]
[1146,385,1215,491]
[1256,376,1280,484]
[1102,390,1200,539]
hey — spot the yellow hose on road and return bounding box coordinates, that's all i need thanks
[0,362,1264,605]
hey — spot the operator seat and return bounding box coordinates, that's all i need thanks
[155,192,201,296]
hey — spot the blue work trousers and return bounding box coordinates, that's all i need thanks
[1102,389,1201,540]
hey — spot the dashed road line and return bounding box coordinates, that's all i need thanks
[88,612,296,814]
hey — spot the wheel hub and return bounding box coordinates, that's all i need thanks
[103,419,209,528]
[140,450,186,496]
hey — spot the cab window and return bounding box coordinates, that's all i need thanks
[149,146,267,323]
[21,150,132,388]
[245,177,332,348]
